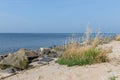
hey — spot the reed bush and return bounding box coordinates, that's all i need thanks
[56,27,112,66]
[56,43,111,66]
[115,34,120,41]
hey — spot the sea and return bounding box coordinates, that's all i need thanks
[0,33,116,54]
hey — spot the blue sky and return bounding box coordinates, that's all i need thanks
[0,0,120,33]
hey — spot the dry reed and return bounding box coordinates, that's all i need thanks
[56,27,112,66]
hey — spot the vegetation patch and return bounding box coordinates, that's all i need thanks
[109,76,117,80]
[56,27,112,66]
[56,44,110,66]
[115,34,120,41]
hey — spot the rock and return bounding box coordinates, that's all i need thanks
[0,48,29,70]
[47,49,58,58]
[36,50,40,55]
[0,55,4,61]
[37,61,49,65]
[40,57,54,62]
[31,58,39,62]
[25,51,39,60]
[1,67,17,73]
[40,48,44,52]
[39,48,58,58]
[0,54,12,62]
[25,50,39,63]
[5,53,11,57]
[38,57,54,65]
[41,48,51,55]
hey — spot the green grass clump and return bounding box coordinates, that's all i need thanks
[56,36,111,66]
[109,76,116,80]
[56,47,109,66]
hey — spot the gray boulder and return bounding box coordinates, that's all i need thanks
[0,48,28,70]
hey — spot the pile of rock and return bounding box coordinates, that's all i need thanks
[0,48,59,72]
[38,48,58,58]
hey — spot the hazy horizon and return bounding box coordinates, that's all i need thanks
[0,0,120,33]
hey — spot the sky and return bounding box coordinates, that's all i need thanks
[0,0,120,33]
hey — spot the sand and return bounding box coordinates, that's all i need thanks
[1,41,120,80]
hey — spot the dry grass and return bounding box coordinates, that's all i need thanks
[56,27,112,66]
[56,40,111,66]
[115,34,120,41]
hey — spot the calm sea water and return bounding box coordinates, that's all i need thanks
[0,33,116,54]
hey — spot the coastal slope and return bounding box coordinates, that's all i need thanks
[2,41,120,80]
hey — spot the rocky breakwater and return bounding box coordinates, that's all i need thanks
[0,48,59,79]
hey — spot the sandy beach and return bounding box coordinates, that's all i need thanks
[0,41,120,80]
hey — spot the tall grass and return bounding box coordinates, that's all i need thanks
[115,34,120,41]
[56,27,112,66]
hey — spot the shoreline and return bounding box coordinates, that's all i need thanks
[0,41,120,80]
